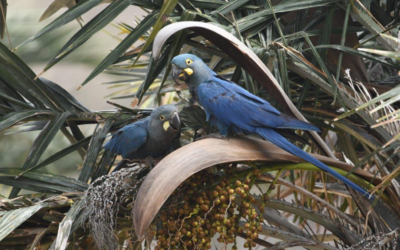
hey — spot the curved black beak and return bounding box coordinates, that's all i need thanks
[171,64,185,86]
[169,112,181,131]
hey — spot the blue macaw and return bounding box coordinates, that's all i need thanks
[171,54,370,198]
[104,105,181,172]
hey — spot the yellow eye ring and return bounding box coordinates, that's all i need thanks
[186,59,193,65]
[160,115,165,120]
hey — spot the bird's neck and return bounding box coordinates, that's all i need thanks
[187,65,215,90]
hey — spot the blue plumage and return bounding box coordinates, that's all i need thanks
[104,118,149,159]
[197,79,321,134]
[171,54,371,199]
[104,105,181,172]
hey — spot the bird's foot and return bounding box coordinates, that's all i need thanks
[195,133,229,141]
[122,158,140,167]
[121,157,161,170]
[144,156,161,170]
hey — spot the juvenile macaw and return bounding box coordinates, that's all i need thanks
[171,54,370,198]
[104,105,181,172]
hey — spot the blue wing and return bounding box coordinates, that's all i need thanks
[104,118,149,159]
[197,76,320,133]
[214,76,281,115]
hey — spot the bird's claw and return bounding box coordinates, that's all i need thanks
[123,156,159,169]
[144,156,156,170]
[144,156,163,169]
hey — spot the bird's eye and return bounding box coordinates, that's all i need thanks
[186,59,193,65]
[160,115,165,120]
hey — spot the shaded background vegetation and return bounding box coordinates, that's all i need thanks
[0,0,140,192]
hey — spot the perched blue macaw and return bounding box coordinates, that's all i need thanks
[171,54,370,198]
[104,105,181,172]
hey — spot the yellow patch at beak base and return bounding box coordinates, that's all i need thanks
[163,121,170,131]
[183,68,193,75]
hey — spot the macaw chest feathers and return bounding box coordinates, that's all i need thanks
[143,137,173,156]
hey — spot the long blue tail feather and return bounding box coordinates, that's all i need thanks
[256,127,373,200]
[275,115,321,132]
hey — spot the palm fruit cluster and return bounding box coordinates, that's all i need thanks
[153,167,264,249]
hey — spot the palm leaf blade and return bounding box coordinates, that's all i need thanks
[0,203,51,241]
[44,0,132,72]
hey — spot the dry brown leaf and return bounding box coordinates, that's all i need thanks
[133,136,378,239]
[40,0,72,22]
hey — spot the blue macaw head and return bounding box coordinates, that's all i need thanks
[171,54,214,89]
[148,104,181,140]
